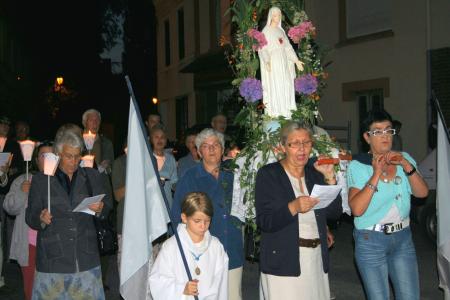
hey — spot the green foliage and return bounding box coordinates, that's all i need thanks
[226,0,340,241]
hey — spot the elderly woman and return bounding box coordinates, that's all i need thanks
[255,121,342,300]
[347,110,428,300]
[25,130,111,300]
[150,125,177,208]
[171,128,244,300]
[177,131,200,179]
[3,141,54,300]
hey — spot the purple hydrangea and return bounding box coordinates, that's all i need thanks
[295,74,318,95]
[239,78,263,103]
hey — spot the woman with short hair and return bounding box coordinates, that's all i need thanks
[26,130,112,300]
[256,121,342,300]
[347,110,428,300]
[171,128,244,300]
[4,141,54,300]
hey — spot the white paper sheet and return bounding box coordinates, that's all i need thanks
[310,184,342,210]
[72,194,105,215]
[0,152,12,167]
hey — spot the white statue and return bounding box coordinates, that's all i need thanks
[259,7,304,119]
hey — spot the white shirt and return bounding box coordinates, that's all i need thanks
[149,224,229,300]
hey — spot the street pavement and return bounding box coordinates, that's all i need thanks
[1,217,443,300]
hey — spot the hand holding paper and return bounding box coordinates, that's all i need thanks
[310,184,342,210]
[73,194,105,215]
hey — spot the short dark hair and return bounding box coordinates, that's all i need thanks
[32,140,54,171]
[362,109,393,132]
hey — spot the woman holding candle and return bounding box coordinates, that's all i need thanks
[3,141,53,300]
[25,130,112,299]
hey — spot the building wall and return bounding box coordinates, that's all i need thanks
[430,0,450,50]
[307,0,430,160]
[155,0,196,140]
[154,0,230,141]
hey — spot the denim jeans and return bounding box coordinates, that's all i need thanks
[353,227,419,300]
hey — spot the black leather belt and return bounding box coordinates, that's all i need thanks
[299,238,321,248]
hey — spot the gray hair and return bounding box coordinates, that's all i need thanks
[195,128,225,150]
[55,130,85,153]
[54,123,82,141]
[81,109,101,127]
[149,124,166,137]
[280,121,313,145]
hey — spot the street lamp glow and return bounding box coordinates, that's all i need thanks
[152,97,158,105]
[56,77,64,86]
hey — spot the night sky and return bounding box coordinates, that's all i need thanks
[3,1,156,150]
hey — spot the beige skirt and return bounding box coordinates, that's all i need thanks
[260,246,330,300]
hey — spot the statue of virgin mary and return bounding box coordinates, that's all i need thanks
[259,7,304,119]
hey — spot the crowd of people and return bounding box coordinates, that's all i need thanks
[0,107,427,300]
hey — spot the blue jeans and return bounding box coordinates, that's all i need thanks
[353,227,419,300]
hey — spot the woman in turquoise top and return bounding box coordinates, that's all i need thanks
[347,110,428,300]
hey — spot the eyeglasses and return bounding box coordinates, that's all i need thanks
[200,143,222,150]
[367,129,396,136]
[61,153,82,161]
[287,140,313,149]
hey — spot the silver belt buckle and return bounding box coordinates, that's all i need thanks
[383,223,394,234]
[383,222,403,234]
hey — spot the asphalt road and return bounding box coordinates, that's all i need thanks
[1,216,444,300]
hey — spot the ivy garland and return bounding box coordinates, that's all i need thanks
[224,0,341,235]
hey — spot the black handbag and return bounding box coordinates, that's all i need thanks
[85,172,118,256]
[94,214,118,256]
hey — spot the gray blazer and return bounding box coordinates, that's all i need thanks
[26,167,112,273]
[4,174,32,266]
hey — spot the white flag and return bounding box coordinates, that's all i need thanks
[120,97,170,299]
[437,111,450,300]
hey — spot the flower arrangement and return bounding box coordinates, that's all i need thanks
[287,21,316,44]
[295,74,318,95]
[247,29,267,51]
[224,1,340,254]
[239,78,263,103]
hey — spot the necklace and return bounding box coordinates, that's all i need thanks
[381,166,402,185]
[190,251,204,275]
[381,166,389,183]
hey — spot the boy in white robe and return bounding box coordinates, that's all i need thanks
[149,192,229,300]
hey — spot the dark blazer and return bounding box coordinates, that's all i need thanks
[255,161,342,277]
[25,167,112,273]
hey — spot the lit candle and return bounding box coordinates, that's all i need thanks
[83,130,96,151]
[81,155,95,168]
[43,153,59,215]
[43,153,59,176]
[0,137,6,152]
[19,140,36,180]
[19,140,35,161]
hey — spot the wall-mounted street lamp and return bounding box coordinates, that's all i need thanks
[152,97,158,105]
[56,76,64,86]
